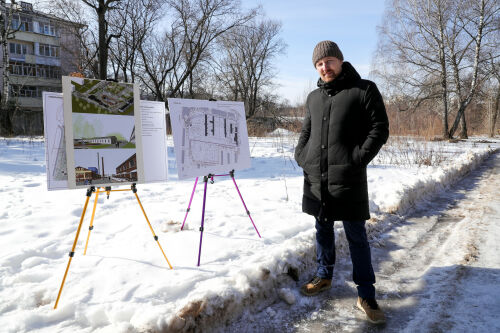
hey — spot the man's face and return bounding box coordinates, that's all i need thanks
[315,56,343,83]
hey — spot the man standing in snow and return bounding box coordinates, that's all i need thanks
[294,41,389,324]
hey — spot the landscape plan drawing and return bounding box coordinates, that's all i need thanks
[168,98,251,179]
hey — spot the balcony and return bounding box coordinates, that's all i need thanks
[14,31,59,45]
[24,54,60,66]
[9,76,61,86]
[16,96,43,110]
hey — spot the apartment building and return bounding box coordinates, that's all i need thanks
[1,1,80,114]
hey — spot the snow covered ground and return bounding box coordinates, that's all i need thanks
[0,135,498,332]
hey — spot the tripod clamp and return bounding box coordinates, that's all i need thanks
[204,174,215,184]
[86,186,95,197]
[105,186,111,199]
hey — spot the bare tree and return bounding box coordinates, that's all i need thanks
[136,0,258,100]
[108,0,164,83]
[374,0,499,139]
[0,0,21,111]
[45,0,99,77]
[213,19,286,118]
[80,0,126,80]
[446,0,499,138]
[137,29,184,100]
[168,0,257,97]
[374,0,452,138]
[487,57,500,136]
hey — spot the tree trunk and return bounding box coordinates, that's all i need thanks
[1,34,9,110]
[1,0,10,110]
[441,85,450,139]
[490,88,500,137]
[459,111,467,139]
[97,1,108,80]
[438,12,450,139]
[448,0,485,138]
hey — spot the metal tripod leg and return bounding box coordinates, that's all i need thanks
[230,171,261,238]
[181,177,199,230]
[83,188,101,255]
[54,186,95,309]
[132,184,173,269]
[197,176,209,266]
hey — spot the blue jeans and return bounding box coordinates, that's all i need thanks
[315,217,376,299]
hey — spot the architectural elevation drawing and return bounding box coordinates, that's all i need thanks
[168,98,251,179]
[43,92,68,190]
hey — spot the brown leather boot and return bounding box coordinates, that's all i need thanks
[300,276,331,296]
[357,297,386,324]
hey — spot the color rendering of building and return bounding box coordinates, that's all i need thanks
[115,153,137,181]
[75,166,98,182]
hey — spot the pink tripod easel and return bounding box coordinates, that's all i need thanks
[180,169,261,266]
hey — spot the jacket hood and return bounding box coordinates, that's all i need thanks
[317,61,361,93]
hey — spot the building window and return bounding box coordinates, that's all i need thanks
[22,63,35,76]
[10,62,23,75]
[9,61,61,79]
[9,61,35,76]
[35,64,61,79]
[37,20,57,36]
[10,85,37,98]
[10,85,61,98]
[9,43,28,55]
[39,44,60,58]
[12,15,33,32]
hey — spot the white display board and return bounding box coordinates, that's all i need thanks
[43,92,168,190]
[43,92,68,190]
[168,98,251,179]
[140,100,169,183]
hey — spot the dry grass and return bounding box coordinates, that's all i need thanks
[373,136,458,167]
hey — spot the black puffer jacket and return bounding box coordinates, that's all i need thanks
[294,62,389,221]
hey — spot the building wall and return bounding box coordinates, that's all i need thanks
[0,3,81,135]
[115,153,137,179]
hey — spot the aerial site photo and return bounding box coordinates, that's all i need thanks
[71,79,135,115]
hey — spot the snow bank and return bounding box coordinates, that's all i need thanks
[267,128,297,137]
[388,148,497,215]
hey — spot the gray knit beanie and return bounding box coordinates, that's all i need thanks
[312,40,344,67]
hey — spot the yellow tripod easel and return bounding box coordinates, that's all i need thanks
[54,183,173,309]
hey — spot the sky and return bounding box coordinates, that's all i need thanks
[244,0,388,105]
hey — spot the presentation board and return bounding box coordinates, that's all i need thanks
[63,77,143,188]
[43,92,69,190]
[43,91,168,190]
[168,98,251,179]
